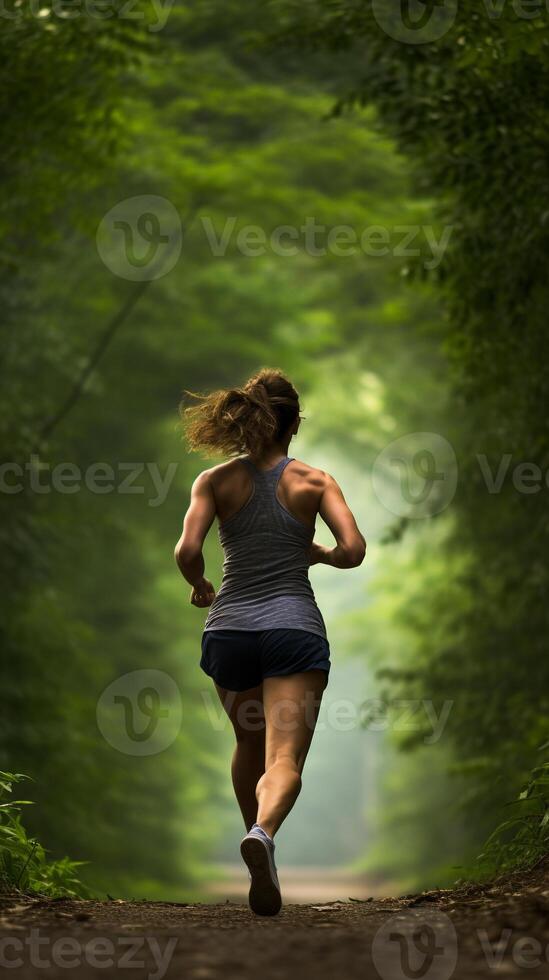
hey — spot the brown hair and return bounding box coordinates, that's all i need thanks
[182,369,300,458]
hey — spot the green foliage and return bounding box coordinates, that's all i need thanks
[477,751,549,878]
[1,0,439,896]
[268,0,549,880]
[0,773,88,897]
[3,0,548,897]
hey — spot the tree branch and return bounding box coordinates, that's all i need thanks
[37,206,198,448]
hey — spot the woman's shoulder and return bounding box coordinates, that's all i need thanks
[288,458,331,489]
[197,457,249,490]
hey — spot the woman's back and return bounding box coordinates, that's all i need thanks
[207,454,326,528]
[205,455,327,638]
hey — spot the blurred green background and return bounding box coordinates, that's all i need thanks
[1,0,548,900]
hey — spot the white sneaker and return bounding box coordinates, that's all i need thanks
[240,827,281,916]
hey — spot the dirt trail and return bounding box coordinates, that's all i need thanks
[1,860,549,979]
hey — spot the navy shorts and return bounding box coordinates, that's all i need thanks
[200,629,331,692]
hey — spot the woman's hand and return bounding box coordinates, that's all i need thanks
[190,578,216,607]
[309,542,331,566]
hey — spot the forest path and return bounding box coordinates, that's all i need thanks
[1,860,549,979]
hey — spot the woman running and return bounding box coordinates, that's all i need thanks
[174,369,366,915]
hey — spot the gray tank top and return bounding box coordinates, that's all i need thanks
[204,456,327,638]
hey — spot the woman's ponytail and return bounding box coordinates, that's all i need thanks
[181,369,300,457]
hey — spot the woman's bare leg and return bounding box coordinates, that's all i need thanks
[215,683,265,831]
[255,670,326,838]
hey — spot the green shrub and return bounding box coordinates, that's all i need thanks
[477,750,549,877]
[0,772,89,897]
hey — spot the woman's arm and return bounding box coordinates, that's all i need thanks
[174,471,217,607]
[310,474,366,569]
